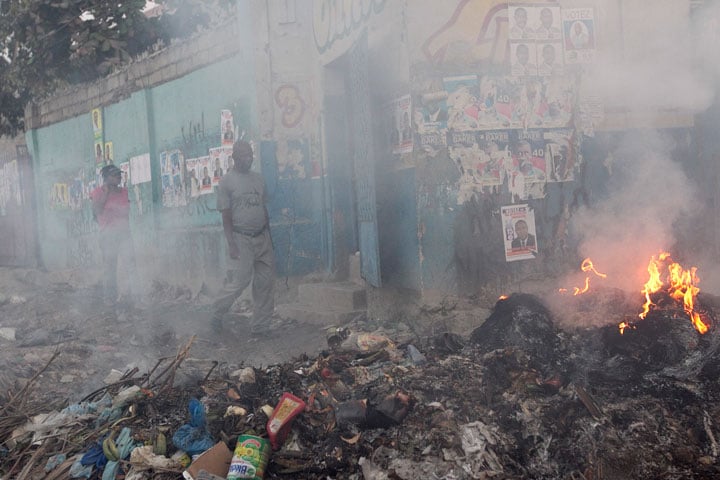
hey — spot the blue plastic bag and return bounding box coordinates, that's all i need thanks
[172,398,215,456]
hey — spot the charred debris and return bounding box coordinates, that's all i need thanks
[3,289,720,479]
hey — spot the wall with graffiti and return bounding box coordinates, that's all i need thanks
[400,1,571,292]
[386,0,701,294]
[27,12,259,289]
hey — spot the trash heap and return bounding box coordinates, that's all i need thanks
[3,291,720,479]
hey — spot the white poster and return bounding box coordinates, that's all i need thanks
[129,153,152,185]
[501,204,538,262]
[562,8,596,64]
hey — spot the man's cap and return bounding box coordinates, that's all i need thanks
[101,164,121,179]
[233,140,253,158]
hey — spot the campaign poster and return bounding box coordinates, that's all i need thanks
[209,147,225,185]
[444,75,481,131]
[478,130,510,186]
[475,75,507,129]
[417,131,447,154]
[389,95,413,154]
[542,76,574,128]
[501,204,539,262]
[544,129,575,182]
[491,77,518,127]
[507,130,547,200]
[448,131,483,204]
[185,158,200,198]
[562,8,595,64]
[221,110,235,146]
[536,42,564,77]
[416,90,448,134]
[510,41,538,77]
[533,5,562,41]
[129,153,151,185]
[160,150,186,207]
[197,156,213,195]
[94,141,104,165]
[104,142,114,164]
[508,4,536,41]
[91,108,103,141]
[118,161,130,189]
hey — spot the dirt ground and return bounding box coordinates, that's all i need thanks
[0,266,497,405]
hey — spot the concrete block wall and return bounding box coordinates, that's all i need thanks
[26,20,242,131]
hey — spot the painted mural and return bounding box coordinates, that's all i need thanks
[313,0,387,63]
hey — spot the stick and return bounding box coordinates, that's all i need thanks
[574,385,603,420]
[1,350,60,416]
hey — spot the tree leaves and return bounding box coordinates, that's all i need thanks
[0,0,235,136]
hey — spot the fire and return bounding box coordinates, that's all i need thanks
[633,252,708,334]
[558,258,607,296]
[558,253,709,335]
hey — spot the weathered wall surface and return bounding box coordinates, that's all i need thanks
[0,136,35,267]
[22,0,719,300]
[25,13,257,289]
[399,0,704,295]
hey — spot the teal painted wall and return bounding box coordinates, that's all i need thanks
[27,47,258,287]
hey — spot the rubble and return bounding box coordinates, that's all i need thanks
[3,275,720,479]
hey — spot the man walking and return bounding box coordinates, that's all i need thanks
[213,140,275,335]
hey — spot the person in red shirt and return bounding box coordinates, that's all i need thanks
[91,164,130,306]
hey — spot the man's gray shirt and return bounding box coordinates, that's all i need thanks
[217,170,267,235]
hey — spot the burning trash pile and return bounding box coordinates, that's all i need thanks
[3,254,720,479]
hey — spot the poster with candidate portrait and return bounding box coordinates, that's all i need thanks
[507,129,547,200]
[185,158,200,198]
[209,147,226,186]
[197,156,213,195]
[221,110,235,146]
[416,90,449,135]
[510,41,538,77]
[544,129,575,182]
[501,204,539,262]
[533,4,562,41]
[562,8,596,64]
[391,95,413,154]
[160,149,186,207]
[508,4,536,41]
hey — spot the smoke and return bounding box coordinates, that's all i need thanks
[583,0,717,113]
[563,1,719,295]
[571,131,698,293]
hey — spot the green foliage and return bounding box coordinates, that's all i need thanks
[0,0,236,136]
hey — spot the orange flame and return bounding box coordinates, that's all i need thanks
[559,258,607,296]
[632,252,708,335]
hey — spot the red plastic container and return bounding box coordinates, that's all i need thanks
[266,393,306,450]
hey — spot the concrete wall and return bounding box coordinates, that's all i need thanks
[398,0,704,295]
[0,136,35,266]
[25,12,257,289]
[23,0,717,299]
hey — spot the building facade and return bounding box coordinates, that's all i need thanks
[23,0,720,294]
